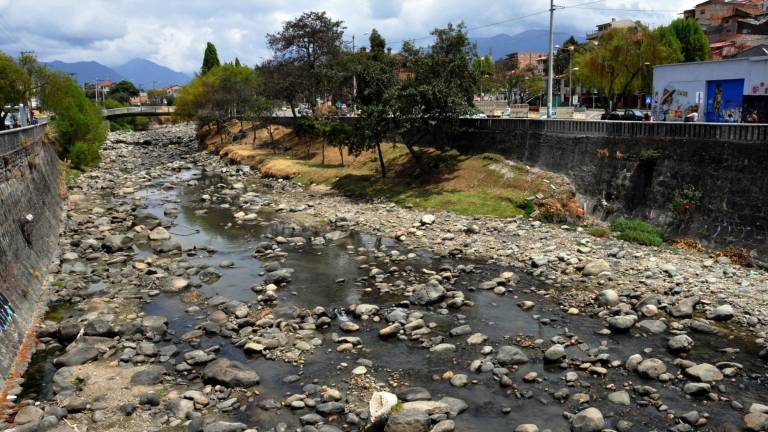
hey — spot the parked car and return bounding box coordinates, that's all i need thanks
[601,109,645,121]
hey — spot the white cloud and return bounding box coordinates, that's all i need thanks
[0,0,698,73]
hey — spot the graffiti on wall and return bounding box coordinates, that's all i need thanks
[0,292,14,332]
[705,79,744,123]
[653,81,702,122]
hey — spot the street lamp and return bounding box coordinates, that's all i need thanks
[568,46,574,107]
[573,67,580,107]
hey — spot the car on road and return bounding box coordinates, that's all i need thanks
[601,109,646,121]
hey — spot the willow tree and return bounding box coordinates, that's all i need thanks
[575,26,677,110]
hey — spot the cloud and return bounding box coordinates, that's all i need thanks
[0,0,699,73]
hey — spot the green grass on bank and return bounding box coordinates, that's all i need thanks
[610,217,664,246]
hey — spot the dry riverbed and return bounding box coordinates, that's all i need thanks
[3,124,768,432]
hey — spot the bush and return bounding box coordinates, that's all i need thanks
[67,141,101,170]
[588,226,611,238]
[611,218,664,246]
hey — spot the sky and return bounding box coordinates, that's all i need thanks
[0,0,698,73]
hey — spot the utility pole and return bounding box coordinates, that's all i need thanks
[546,0,555,118]
[568,46,574,107]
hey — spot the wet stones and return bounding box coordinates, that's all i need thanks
[496,345,529,366]
[130,365,166,385]
[685,363,724,382]
[148,226,171,241]
[607,314,637,332]
[570,407,605,432]
[102,234,133,252]
[264,267,294,284]
[669,297,700,318]
[544,344,566,362]
[608,391,631,406]
[707,304,735,321]
[668,334,695,353]
[164,277,190,292]
[379,323,402,338]
[53,345,99,366]
[396,387,432,402]
[13,406,44,425]
[637,358,667,379]
[596,289,620,307]
[410,280,446,305]
[202,358,260,388]
[385,408,430,432]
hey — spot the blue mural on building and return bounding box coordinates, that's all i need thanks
[0,292,14,332]
[705,79,744,123]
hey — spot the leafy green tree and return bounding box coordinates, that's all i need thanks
[654,25,685,63]
[349,28,399,177]
[201,42,221,75]
[668,18,710,62]
[395,23,477,165]
[0,52,31,128]
[266,11,346,110]
[504,65,544,104]
[472,54,496,95]
[235,57,242,67]
[575,26,677,110]
[109,80,139,104]
[39,70,106,169]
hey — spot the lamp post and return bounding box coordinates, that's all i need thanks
[572,67,580,107]
[568,46,574,107]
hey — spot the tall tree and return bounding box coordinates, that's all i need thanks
[472,54,496,94]
[654,25,685,63]
[395,22,477,165]
[109,80,139,104]
[350,29,399,177]
[266,11,346,110]
[201,42,221,75]
[0,52,30,128]
[668,18,710,62]
[575,26,677,110]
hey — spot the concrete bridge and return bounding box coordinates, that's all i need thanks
[102,106,175,119]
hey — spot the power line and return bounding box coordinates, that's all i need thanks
[565,6,679,13]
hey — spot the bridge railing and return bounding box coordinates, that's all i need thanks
[102,106,175,118]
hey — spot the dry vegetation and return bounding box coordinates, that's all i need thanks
[201,121,582,220]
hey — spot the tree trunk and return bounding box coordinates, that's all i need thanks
[375,141,387,178]
[338,147,344,166]
[321,140,325,165]
[403,141,424,169]
[289,101,297,118]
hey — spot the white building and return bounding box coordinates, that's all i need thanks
[652,56,768,122]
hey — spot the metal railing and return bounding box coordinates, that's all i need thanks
[102,106,175,118]
[0,122,48,179]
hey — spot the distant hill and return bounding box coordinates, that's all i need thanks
[46,60,123,85]
[46,59,191,89]
[114,58,192,88]
[471,30,584,60]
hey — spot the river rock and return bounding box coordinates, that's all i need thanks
[14,406,44,425]
[148,226,171,240]
[103,234,133,252]
[668,334,695,353]
[515,425,539,432]
[396,387,431,402]
[596,289,619,306]
[496,345,529,365]
[637,358,667,379]
[669,297,700,318]
[369,391,399,423]
[202,358,260,387]
[202,422,247,432]
[54,346,99,366]
[582,260,610,276]
[544,344,566,362]
[385,409,429,432]
[607,314,637,331]
[130,365,166,385]
[685,363,723,382]
[744,413,768,431]
[411,281,446,305]
[707,304,735,321]
[608,391,631,406]
[571,407,605,432]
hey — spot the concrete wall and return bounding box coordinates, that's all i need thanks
[270,116,768,253]
[455,119,768,254]
[0,123,62,393]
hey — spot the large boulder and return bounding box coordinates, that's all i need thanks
[202,358,260,387]
[384,409,430,432]
[102,234,133,252]
[571,407,605,432]
[369,391,398,423]
[496,345,529,365]
[54,346,99,366]
[582,260,610,276]
[411,281,446,305]
[685,363,724,382]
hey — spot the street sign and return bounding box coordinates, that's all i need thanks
[645,95,652,105]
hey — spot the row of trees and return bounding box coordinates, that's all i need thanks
[176,12,479,177]
[0,51,106,169]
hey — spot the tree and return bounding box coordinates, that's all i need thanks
[110,80,139,104]
[39,70,106,169]
[504,65,544,104]
[234,57,242,67]
[201,42,221,75]
[0,52,30,129]
[349,29,399,177]
[147,89,165,105]
[472,54,496,95]
[668,18,710,62]
[266,11,346,110]
[654,25,685,63]
[575,26,677,110]
[395,23,477,167]
[258,59,305,117]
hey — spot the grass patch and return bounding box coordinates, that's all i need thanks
[209,121,580,220]
[611,218,663,246]
[588,226,611,238]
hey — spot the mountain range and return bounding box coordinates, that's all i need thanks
[45,59,192,89]
[471,29,584,60]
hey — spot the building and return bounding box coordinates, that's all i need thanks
[129,92,149,106]
[651,56,768,122]
[165,85,182,96]
[683,0,768,58]
[586,18,642,42]
[504,52,547,72]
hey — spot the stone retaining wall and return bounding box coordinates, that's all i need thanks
[0,124,62,393]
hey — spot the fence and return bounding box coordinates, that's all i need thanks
[102,106,175,118]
